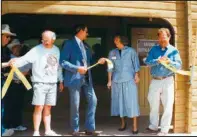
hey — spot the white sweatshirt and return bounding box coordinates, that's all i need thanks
[14,44,63,83]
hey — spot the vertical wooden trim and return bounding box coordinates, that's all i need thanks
[192,25,197,67]
[185,1,192,133]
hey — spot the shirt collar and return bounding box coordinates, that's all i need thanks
[116,46,128,50]
[75,36,81,46]
[41,44,54,49]
[166,44,171,49]
[123,46,128,50]
[158,44,170,51]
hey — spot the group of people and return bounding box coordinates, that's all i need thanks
[2,24,32,136]
[1,24,182,136]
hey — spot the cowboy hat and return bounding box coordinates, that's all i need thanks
[2,24,16,36]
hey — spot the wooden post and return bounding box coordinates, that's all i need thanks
[186,1,192,133]
[190,25,197,84]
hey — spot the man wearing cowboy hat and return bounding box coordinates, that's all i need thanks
[2,24,16,66]
[3,39,31,132]
[1,24,16,136]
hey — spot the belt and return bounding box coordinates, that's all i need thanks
[152,76,172,80]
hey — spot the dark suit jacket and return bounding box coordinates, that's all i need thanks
[60,37,93,89]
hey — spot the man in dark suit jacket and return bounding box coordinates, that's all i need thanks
[60,24,105,136]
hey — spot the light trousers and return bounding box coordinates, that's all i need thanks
[147,76,174,133]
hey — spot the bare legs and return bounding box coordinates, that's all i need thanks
[120,117,126,129]
[119,117,138,132]
[33,105,52,134]
[132,117,138,132]
[33,106,44,132]
[43,105,52,133]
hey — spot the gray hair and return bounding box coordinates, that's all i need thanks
[42,30,56,40]
[114,35,129,46]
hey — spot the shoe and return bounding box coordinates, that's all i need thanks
[13,126,27,131]
[118,123,127,131]
[84,130,101,136]
[33,131,40,136]
[143,127,158,134]
[2,129,14,136]
[132,129,138,134]
[45,130,61,136]
[157,132,168,136]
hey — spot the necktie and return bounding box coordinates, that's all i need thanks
[80,41,87,67]
[80,41,89,84]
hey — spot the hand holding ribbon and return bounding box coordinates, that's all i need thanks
[158,57,191,76]
[1,61,32,99]
[87,58,114,70]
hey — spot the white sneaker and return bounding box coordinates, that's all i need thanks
[33,131,40,136]
[45,130,61,136]
[2,129,14,136]
[13,126,27,131]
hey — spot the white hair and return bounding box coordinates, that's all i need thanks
[42,30,56,40]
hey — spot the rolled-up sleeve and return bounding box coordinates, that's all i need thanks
[132,50,140,72]
[169,49,182,70]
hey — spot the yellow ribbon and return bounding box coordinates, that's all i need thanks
[87,62,100,70]
[160,61,191,76]
[2,66,32,99]
[2,68,14,99]
[12,66,32,90]
[87,58,114,70]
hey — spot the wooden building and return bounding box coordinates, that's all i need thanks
[1,1,197,134]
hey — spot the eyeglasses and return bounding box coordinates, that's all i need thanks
[41,40,50,43]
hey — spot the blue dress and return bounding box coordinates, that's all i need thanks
[108,46,140,118]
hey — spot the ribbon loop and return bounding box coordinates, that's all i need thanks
[1,66,32,99]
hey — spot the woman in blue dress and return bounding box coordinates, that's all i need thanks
[107,35,140,134]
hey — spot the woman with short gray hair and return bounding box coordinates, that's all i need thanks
[107,35,140,134]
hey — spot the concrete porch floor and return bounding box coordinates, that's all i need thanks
[12,112,196,136]
[12,85,196,136]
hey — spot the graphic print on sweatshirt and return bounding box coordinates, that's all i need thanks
[44,54,58,77]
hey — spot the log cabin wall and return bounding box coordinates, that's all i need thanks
[2,1,197,133]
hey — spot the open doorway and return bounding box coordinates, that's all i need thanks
[2,14,175,135]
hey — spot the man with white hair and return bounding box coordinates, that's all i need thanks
[9,30,63,136]
[1,24,16,136]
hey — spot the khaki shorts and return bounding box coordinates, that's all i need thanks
[32,82,57,106]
